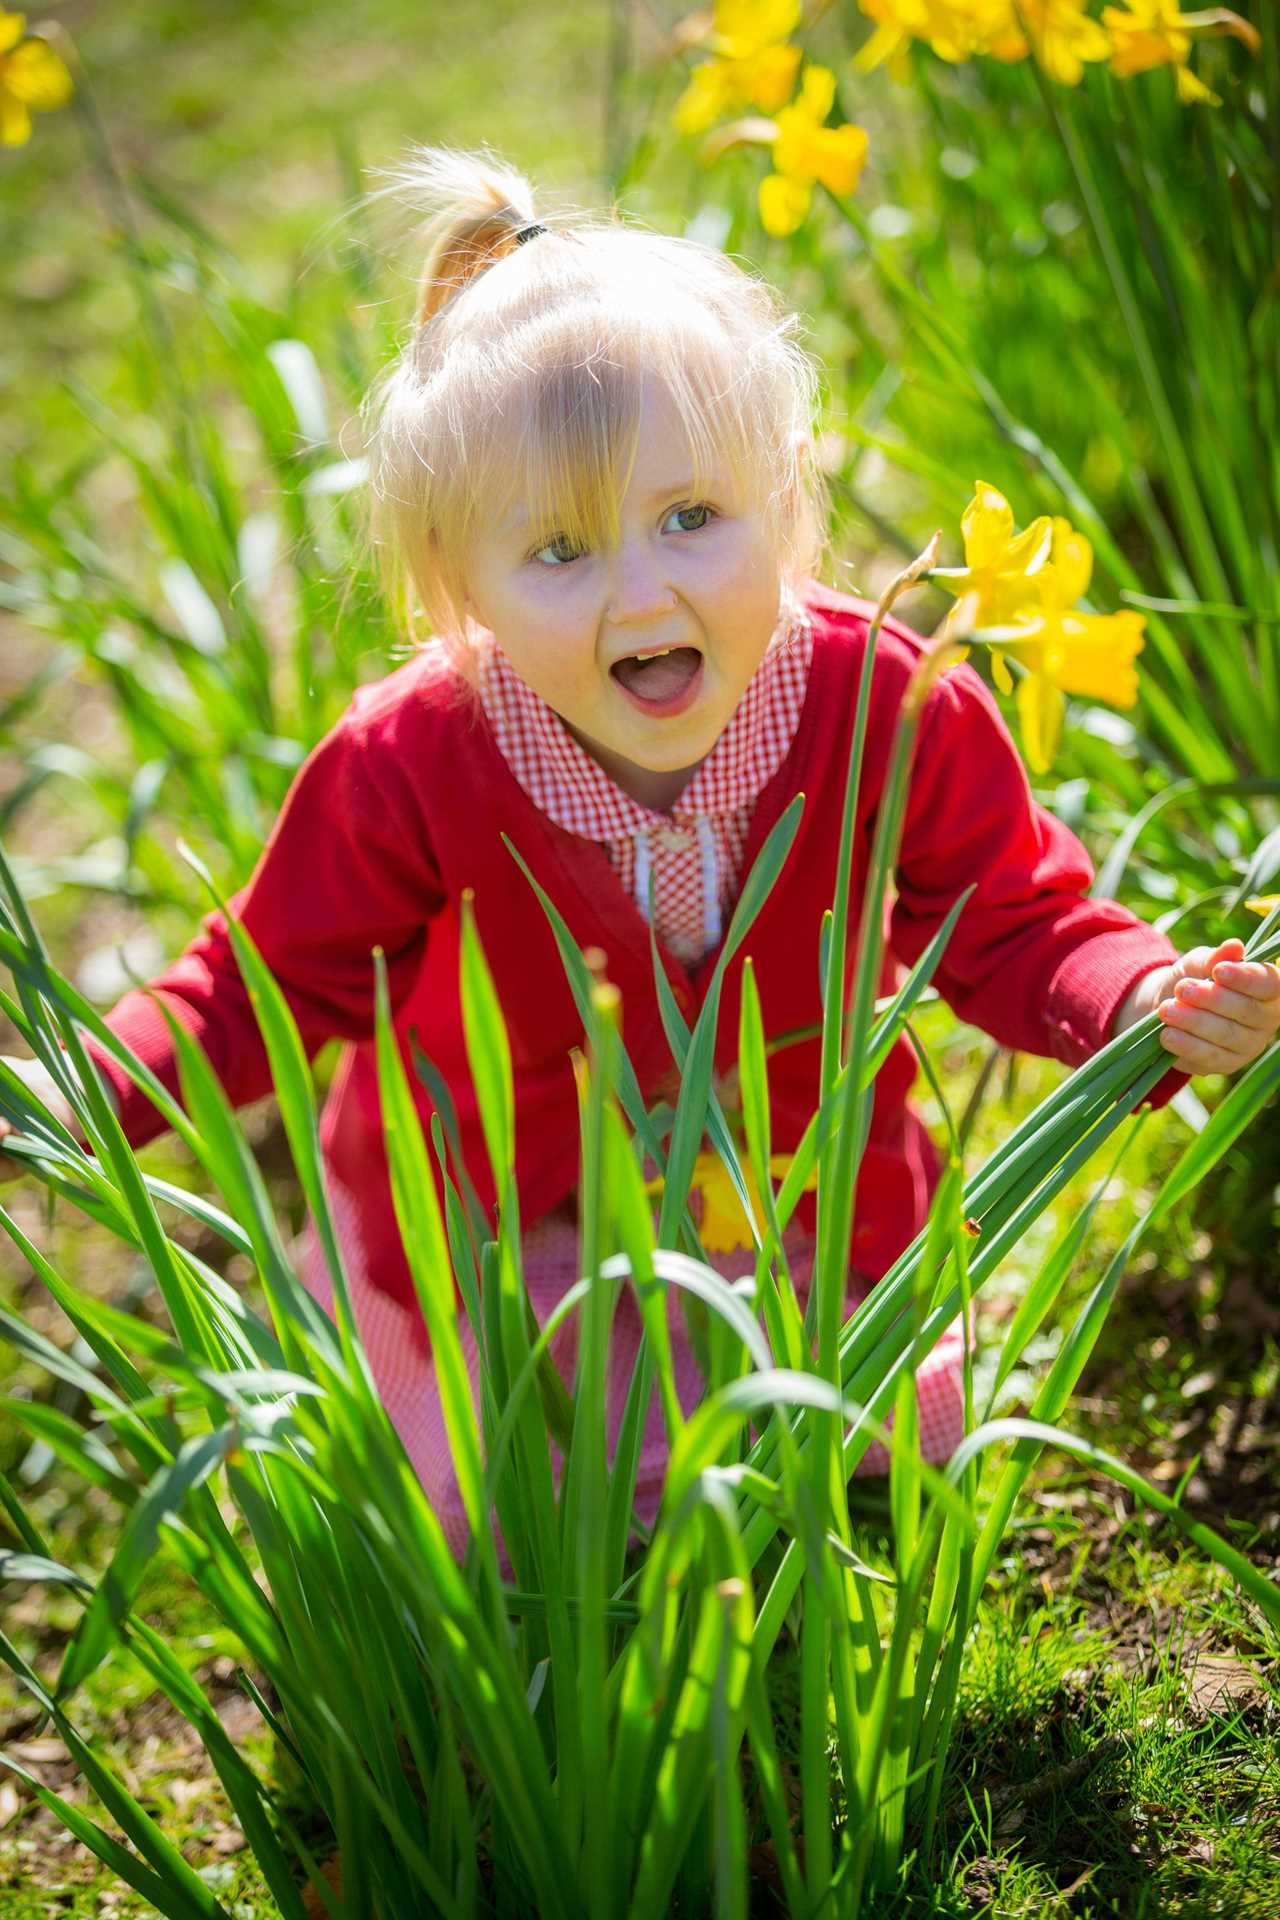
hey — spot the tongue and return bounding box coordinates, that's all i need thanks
[613,647,701,702]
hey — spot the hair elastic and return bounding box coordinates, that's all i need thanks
[514,222,548,246]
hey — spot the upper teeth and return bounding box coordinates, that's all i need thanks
[639,648,673,659]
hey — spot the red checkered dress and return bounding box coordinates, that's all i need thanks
[300,625,965,1564]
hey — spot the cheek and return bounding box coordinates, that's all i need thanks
[711,527,783,610]
[504,614,599,705]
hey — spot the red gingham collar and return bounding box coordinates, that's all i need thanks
[476,621,814,843]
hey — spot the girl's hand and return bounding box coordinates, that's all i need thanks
[1114,938,1280,1076]
[0,1055,83,1182]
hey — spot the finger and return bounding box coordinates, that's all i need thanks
[1171,945,1219,982]
[1177,938,1250,982]
[1160,999,1261,1053]
[1158,1026,1252,1074]
[1173,978,1276,1032]
[1212,958,1280,1002]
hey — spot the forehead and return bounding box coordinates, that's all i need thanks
[481,377,753,539]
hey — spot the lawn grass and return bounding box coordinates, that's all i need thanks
[3,1009,1276,1916]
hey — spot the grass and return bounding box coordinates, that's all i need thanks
[2,5,1278,1912]
[1,0,622,467]
[5,1485,1274,1918]
[3,1010,1276,1917]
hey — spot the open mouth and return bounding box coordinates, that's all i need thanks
[610,646,704,715]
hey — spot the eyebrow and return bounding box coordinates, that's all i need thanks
[501,482,702,536]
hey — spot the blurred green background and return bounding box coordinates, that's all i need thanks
[2,0,629,462]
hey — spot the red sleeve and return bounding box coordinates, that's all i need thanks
[889,660,1182,1092]
[85,697,447,1147]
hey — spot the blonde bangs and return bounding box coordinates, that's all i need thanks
[488,309,788,554]
[508,344,644,561]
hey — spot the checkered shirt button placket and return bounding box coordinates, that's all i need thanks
[476,622,814,967]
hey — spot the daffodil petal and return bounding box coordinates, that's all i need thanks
[799,62,837,118]
[1003,514,1055,579]
[5,36,73,108]
[854,20,908,70]
[1063,612,1144,703]
[718,0,801,58]
[746,40,802,110]
[813,122,869,196]
[0,88,32,143]
[987,23,1030,59]
[691,1151,755,1252]
[1046,516,1093,603]
[759,170,811,234]
[0,13,27,54]
[675,62,734,135]
[1175,59,1219,102]
[961,482,1015,568]
[888,36,916,80]
[1017,672,1065,773]
[768,1150,818,1193]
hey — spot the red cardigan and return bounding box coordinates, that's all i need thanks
[88,585,1179,1315]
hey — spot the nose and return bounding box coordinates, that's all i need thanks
[605,536,678,626]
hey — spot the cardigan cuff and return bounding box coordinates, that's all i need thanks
[1045,927,1186,1111]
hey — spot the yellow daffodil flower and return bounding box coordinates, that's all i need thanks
[854,0,945,76]
[930,480,1055,640]
[1013,0,1111,83]
[645,1148,815,1253]
[1101,0,1259,105]
[1245,896,1280,918]
[758,64,869,235]
[694,1149,818,1252]
[1010,606,1145,772]
[718,0,801,53]
[757,172,813,234]
[0,11,72,146]
[933,491,1145,772]
[976,518,1146,771]
[674,0,803,135]
[854,0,1024,76]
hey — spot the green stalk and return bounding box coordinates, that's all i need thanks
[573,978,617,1918]
[806,597,953,1609]
[1027,72,1273,771]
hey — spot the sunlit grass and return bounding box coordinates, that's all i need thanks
[2,9,1279,1912]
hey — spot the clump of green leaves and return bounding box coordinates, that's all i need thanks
[2,595,1278,1915]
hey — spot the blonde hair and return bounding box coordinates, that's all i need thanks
[359,146,828,670]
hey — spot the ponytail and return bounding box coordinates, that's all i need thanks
[366,146,540,326]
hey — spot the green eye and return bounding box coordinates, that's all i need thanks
[532,533,584,566]
[665,503,713,534]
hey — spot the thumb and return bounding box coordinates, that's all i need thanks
[1169,937,1245,986]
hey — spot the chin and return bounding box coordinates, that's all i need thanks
[631,730,717,772]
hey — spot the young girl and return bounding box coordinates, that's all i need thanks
[4,148,1279,1566]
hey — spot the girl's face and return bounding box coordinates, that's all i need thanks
[462,385,787,812]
